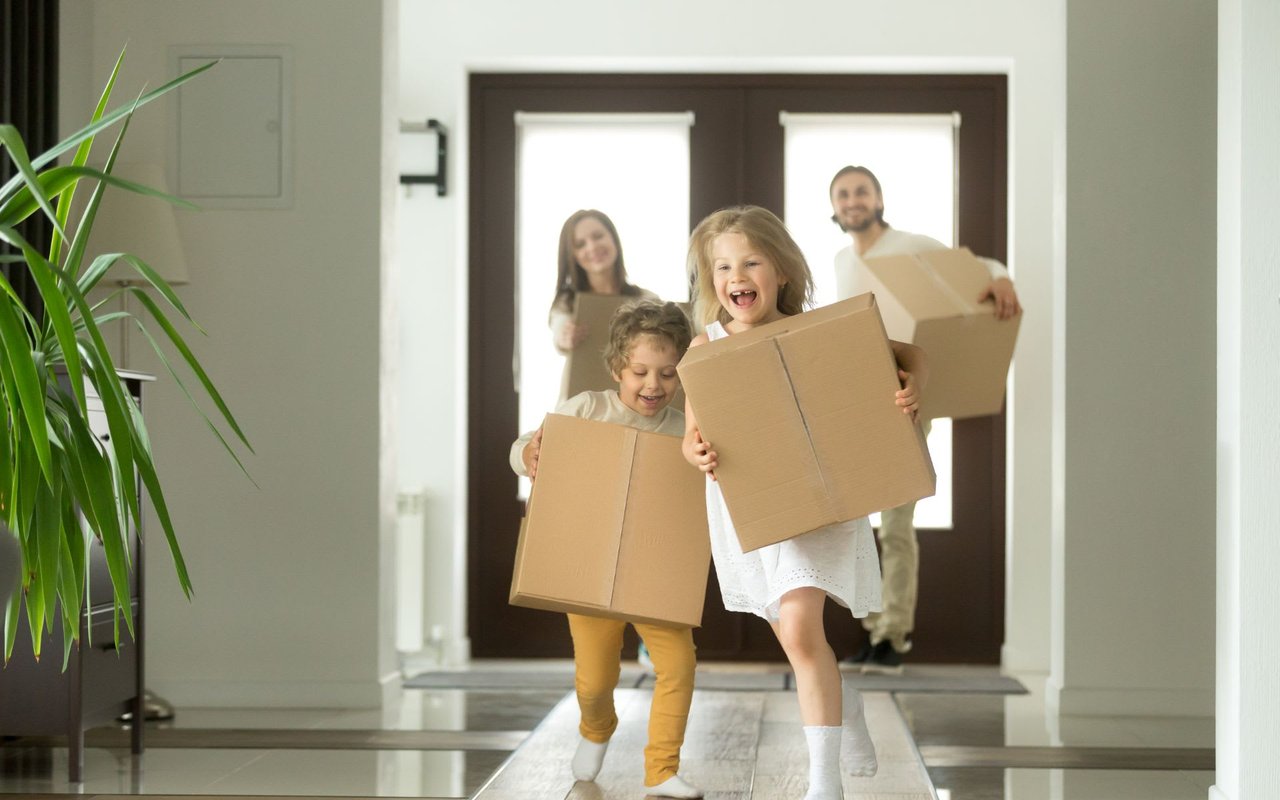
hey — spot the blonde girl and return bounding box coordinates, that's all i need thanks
[681,206,928,800]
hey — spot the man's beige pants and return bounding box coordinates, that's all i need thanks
[861,419,931,652]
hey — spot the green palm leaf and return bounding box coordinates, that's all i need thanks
[0,126,68,245]
[0,50,245,663]
[0,58,215,199]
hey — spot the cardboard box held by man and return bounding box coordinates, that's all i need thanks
[862,247,1021,421]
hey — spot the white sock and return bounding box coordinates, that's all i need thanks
[803,725,844,800]
[571,736,609,781]
[845,690,878,777]
[646,773,704,798]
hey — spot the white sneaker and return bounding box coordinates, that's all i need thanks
[646,773,704,798]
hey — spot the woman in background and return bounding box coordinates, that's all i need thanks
[549,209,658,358]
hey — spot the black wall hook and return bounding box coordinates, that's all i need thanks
[400,118,448,196]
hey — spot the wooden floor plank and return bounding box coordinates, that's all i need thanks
[918,744,1215,771]
[10,727,530,753]
[474,688,936,800]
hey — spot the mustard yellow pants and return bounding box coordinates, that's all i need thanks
[566,613,696,786]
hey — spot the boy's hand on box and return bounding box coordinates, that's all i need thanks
[522,427,544,480]
[896,369,921,422]
[978,277,1021,320]
[691,431,719,482]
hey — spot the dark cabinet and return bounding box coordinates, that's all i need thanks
[0,370,152,781]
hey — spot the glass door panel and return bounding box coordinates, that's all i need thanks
[514,113,692,497]
[781,112,958,528]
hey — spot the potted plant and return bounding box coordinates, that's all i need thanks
[0,50,251,665]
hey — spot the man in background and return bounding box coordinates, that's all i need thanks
[828,165,1020,672]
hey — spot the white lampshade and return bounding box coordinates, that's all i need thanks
[84,161,189,286]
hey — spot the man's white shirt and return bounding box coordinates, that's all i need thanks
[833,228,1010,301]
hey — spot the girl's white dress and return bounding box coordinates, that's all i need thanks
[704,320,884,622]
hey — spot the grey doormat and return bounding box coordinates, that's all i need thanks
[634,669,1026,694]
[839,669,1028,694]
[639,670,792,691]
[405,666,646,690]
[408,665,1024,694]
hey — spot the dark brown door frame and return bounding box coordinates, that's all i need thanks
[468,73,1007,662]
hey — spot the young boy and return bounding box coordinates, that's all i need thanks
[510,300,702,799]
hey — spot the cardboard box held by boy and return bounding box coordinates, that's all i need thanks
[862,246,1021,421]
[678,293,936,553]
[509,414,711,627]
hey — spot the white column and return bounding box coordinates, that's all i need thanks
[1052,0,1217,718]
[1214,0,1280,796]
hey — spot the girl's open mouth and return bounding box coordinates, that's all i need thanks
[730,290,757,308]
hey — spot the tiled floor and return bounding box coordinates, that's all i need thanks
[0,663,1215,799]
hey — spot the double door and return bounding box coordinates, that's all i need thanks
[468,73,1007,662]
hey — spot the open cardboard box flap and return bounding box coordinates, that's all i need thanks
[863,247,1021,420]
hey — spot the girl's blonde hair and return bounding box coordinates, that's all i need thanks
[687,205,814,328]
[603,300,693,375]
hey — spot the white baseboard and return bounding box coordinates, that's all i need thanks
[148,678,388,709]
[398,635,472,675]
[380,669,403,707]
[1001,642,1049,673]
[448,635,471,665]
[1046,677,1214,717]
[1209,786,1230,800]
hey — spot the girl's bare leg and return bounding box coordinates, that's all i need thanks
[772,587,841,725]
[771,588,854,799]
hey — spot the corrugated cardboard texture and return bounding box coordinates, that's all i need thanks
[863,247,1021,420]
[560,293,628,398]
[678,295,936,552]
[611,431,709,622]
[510,414,710,627]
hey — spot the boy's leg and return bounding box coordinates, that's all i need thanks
[631,622,696,786]
[566,614,626,743]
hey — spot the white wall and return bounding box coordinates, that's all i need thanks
[396,0,1063,675]
[1215,0,1280,796]
[1053,0,1217,717]
[50,0,1229,716]
[60,1,398,707]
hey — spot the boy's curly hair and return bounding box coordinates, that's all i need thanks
[603,300,693,375]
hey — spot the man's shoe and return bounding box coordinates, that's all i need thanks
[860,640,904,674]
[841,641,875,666]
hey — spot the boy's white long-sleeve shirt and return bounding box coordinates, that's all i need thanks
[509,390,685,477]
[833,228,1010,302]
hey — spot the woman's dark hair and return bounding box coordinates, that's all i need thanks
[550,209,642,316]
[828,165,888,231]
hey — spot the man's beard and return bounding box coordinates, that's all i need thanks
[845,212,879,233]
